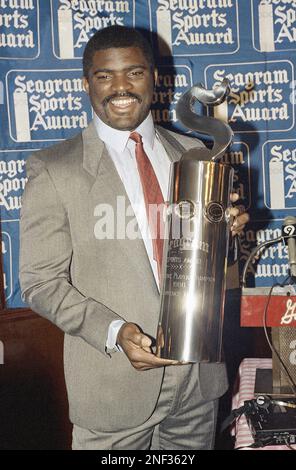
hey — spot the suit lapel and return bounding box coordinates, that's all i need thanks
[82,121,105,179]
[82,121,132,202]
[155,125,185,163]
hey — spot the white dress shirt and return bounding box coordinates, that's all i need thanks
[93,112,171,351]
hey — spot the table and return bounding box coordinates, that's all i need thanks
[231,358,296,450]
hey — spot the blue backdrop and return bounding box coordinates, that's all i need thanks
[1,0,295,308]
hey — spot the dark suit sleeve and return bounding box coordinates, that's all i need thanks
[19,157,124,356]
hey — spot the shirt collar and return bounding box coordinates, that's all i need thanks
[93,112,156,153]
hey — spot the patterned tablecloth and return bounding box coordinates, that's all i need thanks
[231,358,296,450]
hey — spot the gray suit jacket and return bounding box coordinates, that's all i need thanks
[19,122,228,432]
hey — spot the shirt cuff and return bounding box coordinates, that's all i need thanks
[106,319,126,353]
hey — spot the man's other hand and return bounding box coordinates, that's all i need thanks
[229,192,249,236]
[117,323,178,371]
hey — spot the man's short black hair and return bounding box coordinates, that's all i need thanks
[83,26,154,78]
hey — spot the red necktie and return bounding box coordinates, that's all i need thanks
[129,132,165,280]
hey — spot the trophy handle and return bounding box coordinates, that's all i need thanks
[176,78,233,161]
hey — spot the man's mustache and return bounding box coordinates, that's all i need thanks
[102,93,142,107]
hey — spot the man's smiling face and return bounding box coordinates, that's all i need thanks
[83,46,156,131]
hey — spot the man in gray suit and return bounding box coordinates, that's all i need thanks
[19,26,249,450]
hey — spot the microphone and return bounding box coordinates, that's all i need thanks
[282,216,296,278]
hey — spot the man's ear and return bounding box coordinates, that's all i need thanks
[83,77,89,94]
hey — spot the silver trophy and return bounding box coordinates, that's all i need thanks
[156,79,234,363]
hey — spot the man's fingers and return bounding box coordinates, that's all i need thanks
[140,335,152,349]
[117,323,144,348]
[230,192,239,203]
[229,205,245,218]
[231,212,250,229]
[228,203,249,235]
[130,333,152,352]
[117,322,179,371]
[229,194,250,234]
[128,348,178,370]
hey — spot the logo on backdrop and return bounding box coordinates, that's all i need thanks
[281,298,296,325]
[150,0,239,56]
[0,150,34,216]
[240,222,289,286]
[252,0,296,52]
[51,0,136,59]
[262,140,296,210]
[221,142,251,209]
[0,0,40,59]
[1,232,12,302]
[6,69,92,143]
[151,65,192,129]
[205,60,295,133]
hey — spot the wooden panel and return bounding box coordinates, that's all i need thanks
[0,311,72,450]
